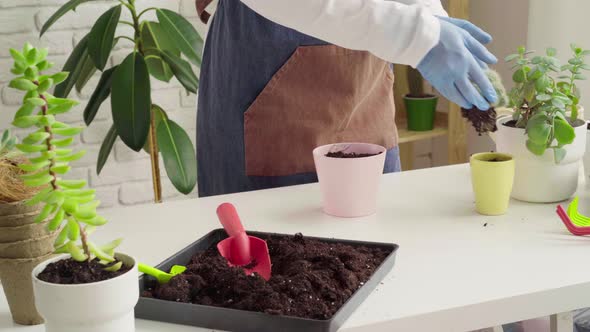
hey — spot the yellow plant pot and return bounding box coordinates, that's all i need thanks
[470,152,515,216]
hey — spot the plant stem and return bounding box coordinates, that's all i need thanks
[39,91,92,261]
[148,107,162,203]
[138,7,157,19]
[119,20,135,27]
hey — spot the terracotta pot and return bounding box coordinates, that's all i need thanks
[0,211,40,227]
[0,201,40,217]
[0,232,56,259]
[0,253,54,325]
[0,221,52,243]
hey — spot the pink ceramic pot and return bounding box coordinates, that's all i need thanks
[313,143,386,218]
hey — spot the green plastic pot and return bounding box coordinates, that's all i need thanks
[403,95,438,131]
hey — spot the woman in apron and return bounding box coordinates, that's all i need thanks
[195,0,498,197]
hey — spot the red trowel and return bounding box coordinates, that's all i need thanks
[216,203,272,280]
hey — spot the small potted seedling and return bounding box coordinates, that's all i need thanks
[403,67,438,131]
[313,143,386,217]
[461,70,509,136]
[0,129,54,326]
[470,152,515,216]
[497,45,589,202]
[6,43,138,332]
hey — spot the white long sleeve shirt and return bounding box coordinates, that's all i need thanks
[239,0,448,68]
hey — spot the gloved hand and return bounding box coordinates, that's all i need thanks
[417,17,498,111]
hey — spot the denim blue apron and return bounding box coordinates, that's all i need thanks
[196,0,401,197]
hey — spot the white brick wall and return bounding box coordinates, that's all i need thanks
[0,0,207,208]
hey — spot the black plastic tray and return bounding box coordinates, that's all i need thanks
[135,229,398,332]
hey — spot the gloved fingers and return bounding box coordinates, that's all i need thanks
[438,16,492,44]
[476,58,488,70]
[456,78,490,111]
[465,34,497,65]
[438,83,472,109]
[469,62,498,104]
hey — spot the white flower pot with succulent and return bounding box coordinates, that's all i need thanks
[495,45,590,203]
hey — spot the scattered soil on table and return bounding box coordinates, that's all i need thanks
[325,151,382,158]
[142,233,391,320]
[587,122,590,130]
[461,107,498,135]
[37,258,132,284]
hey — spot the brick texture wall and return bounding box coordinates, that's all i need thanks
[0,0,207,208]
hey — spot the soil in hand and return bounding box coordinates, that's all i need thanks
[461,107,498,135]
[143,234,391,320]
[37,258,131,284]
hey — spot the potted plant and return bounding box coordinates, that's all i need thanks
[312,143,386,217]
[496,45,589,203]
[5,43,138,332]
[0,129,55,326]
[461,70,509,136]
[403,67,438,131]
[470,152,515,216]
[40,0,200,202]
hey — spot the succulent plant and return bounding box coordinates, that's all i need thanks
[7,43,122,270]
[506,45,590,162]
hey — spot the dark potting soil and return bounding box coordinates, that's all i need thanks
[461,107,498,135]
[142,233,391,320]
[37,258,131,284]
[325,151,382,158]
[406,94,436,99]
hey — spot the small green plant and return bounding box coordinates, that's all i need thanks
[406,67,427,97]
[40,0,200,203]
[0,130,19,159]
[506,44,590,162]
[486,69,508,108]
[8,43,122,270]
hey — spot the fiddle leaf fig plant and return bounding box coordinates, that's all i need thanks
[506,45,590,162]
[8,43,122,270]
[41,0,200,202]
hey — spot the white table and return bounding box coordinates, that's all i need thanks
[2,164,590,332]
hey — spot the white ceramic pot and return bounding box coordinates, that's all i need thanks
[32,253,138,332]
[495,116,587,203]
[584,121,590,183]
[313,143,386,217]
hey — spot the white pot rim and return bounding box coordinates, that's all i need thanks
[32,253,136,288]
[497,116,587,129]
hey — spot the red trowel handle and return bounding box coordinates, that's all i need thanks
[217,203,251,265]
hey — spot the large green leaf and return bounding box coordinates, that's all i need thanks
[97,125,117,174]
[160,50,199,93]
[156,9,203,66]
[75,53,96,92]
[84,66,117,125]
[554,118,576,145]
[88,5,121,70]
[40,0,92,36]
[54,35,89,98]
[141,21,179,82]
[526,114,551,144]
[143,104,167,154]
[157,118,197,195]
[111,52,151,151]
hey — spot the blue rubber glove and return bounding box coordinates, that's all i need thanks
[417,17,498,111]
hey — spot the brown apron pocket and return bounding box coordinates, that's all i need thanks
[244,45,397,177]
